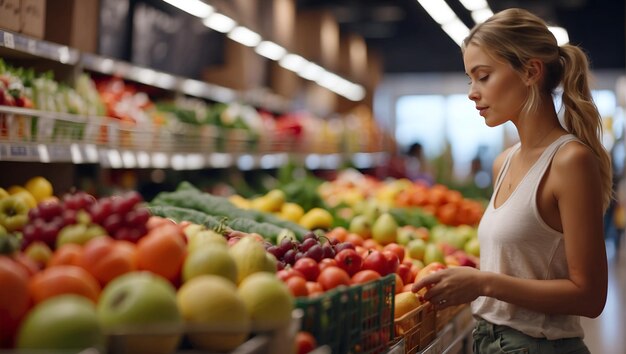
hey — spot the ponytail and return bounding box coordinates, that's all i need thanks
[559,44,613,210]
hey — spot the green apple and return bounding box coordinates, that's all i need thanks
[371,213,398,245]
[396,226,418,245]
[16,294,104,351]
[56,223,107,247]
[407,238,427,261]
[183,245,238,283]
[349,214,372,238]
[97,272,182,354]
[464,237,480,257]
[423,243,445,265]
[0,196,29,232]
[183,223,206,240]
[276,228,297,245]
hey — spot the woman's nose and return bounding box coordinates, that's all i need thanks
[468,85,479,101]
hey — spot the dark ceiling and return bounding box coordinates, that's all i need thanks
[296,0,626,74]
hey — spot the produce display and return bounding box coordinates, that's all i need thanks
[0,173,482,353]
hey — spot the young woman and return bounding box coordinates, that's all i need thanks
[412,8,611,354]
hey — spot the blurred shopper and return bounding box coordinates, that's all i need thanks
[405,142,434,185]
[413,8,611,354]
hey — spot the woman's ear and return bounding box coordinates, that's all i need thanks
[523,59,543,86]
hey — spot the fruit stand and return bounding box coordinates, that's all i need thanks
[0,22,484,354]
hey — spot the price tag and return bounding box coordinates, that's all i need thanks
[3,32,15,49]
[9,144,28,157]
[47,145,71,161]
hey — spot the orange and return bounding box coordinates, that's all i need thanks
[48,243,83,267]
[136,224,186,282]
[0,256,30,346]
[29,265,101,304]
[78,237,137,286]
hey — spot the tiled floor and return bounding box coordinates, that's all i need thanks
[581,239,626,354]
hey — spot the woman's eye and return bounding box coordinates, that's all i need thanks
[478,75,489,81]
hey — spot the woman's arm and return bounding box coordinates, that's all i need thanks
[413,143,608,318]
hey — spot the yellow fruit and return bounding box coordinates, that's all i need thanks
[0,188,9,199]
[12,191,37,209]
[279,203,304,223]
[25,177,53,202]
[228,195,251,209]
[394,292,422,319]
[299,208,333,230]
[7,185,27,195]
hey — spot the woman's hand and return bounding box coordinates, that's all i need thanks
[412,266,484,309]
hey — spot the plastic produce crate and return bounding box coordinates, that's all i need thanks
[393,303,436,354]
[295,274,396,354]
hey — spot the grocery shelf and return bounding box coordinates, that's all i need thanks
[0,106,387,170]
[0,29,291,113]
[0,30,80,64]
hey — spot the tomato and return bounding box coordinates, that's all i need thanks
[305,281,324,296]
[351,269,381,284]
[293,257,320,282]
[345,233,364,246]
[383,243,405,263]
[277,268,305,282]
[334,249,363,276]
[295,331,317,354]
[396,263,412,284]
[317,266,351,291]
[318,258,338,271]
[362,250,392,275]
[285,276,309,297]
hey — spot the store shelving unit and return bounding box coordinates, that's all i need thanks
[0,29,388,171]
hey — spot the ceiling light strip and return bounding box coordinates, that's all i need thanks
[164,0,365,102]
[416,0,470,46]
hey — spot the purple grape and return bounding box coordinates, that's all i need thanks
[302,231,319,241]
[305,244,324,262]
[334,242,356,253]
[322,244,336,259]
[299,238,318,252]
[283,249,297,265]
[268,245,286,259]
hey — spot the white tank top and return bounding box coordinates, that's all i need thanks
[471,134,584,340]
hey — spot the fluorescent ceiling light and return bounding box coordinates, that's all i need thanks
[459,0,489,12]
[255,41,286,60]
[227,26,262,47]
[298,62,325,81]
[317,72,343,90]
[162,0,213,18]
[416,0,456,25]
[203,13,236,33]
[548,26,569,46]
[345,84,366,102]
[471,8,493,23]
[442,18,471,46]
[278,54,308,72]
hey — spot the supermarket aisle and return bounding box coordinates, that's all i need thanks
[581,240,626,353]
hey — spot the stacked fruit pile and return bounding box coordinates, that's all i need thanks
[0,179,301,353]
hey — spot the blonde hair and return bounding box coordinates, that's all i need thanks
[463,8,612,210]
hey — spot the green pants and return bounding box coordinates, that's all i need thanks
[472,318,590,354]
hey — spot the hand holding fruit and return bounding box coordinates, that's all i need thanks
[411,266,483,308]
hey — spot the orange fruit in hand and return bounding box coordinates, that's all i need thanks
[29,265,101,304]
